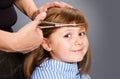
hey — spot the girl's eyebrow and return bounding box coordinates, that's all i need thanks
[79,26,85,30]
[61,26,86,33]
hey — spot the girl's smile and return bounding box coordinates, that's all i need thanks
[71,49,83,53]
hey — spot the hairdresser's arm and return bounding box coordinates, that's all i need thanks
[0,20,43,53]
[13,0,73,19]
[13,0,37,19]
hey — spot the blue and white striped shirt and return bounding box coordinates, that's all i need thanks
[31,59,91,79]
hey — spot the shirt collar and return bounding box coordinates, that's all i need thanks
[40,59,79,74]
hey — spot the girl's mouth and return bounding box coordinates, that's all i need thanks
[72,49,83,53]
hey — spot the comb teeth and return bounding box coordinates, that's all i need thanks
[40,21,56,26]
[39,23,84,26]
[39,26,55,29]
[39,20,85,29]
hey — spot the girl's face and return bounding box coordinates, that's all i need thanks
[42,25,89,63]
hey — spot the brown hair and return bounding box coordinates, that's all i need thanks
[24,7,91,79]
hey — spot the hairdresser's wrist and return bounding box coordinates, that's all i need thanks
[5,32,22,52]
[8,32,32,53]
[0,32,21,53]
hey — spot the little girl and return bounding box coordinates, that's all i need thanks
[24,7,91,79]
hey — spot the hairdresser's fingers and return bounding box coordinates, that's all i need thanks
[60,2,73,8]
[32,2,73,20]
[38,1,73,13]
[15,20,43,53]
[22,46,38,54]
[44,2,73,8]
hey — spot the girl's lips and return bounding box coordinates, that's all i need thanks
[72,49,83,53]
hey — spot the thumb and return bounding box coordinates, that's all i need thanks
[34,12,46,21]
[30,20,41,28]
[32,12,46,28]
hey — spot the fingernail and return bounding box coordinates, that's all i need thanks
[40,12,46,17]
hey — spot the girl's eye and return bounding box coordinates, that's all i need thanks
[64,34,71,38]
[79,32,86,36]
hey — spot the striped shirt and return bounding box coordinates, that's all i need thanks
[31,59,91,79]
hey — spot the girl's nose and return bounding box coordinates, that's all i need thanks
[74,37,83,45]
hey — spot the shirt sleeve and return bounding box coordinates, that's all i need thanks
[30,67,48,79]
[82,74,91,79]
[30,66,58,79]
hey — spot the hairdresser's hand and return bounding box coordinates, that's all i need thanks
[8,13,46,53]
[11,20,42,53]
[32,2,73,20]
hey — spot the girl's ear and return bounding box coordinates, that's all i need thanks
[41,38,52,51]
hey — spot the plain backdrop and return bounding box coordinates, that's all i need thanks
[13,0,120,79]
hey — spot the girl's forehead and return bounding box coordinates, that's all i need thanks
[55,26,86,33]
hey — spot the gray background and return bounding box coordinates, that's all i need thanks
[13,0,120,79]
